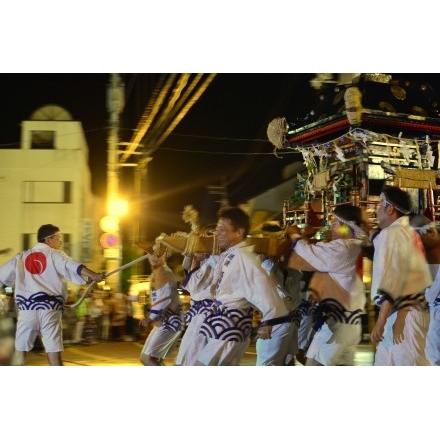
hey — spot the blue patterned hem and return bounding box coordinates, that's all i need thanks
[15,292,64,311]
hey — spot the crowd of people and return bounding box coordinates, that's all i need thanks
[1,184,439,366]
[62,289,136,346]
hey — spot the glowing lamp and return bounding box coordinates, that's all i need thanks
[100,216,119,233]
[108,199,128,217]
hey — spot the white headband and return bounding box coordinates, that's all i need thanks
[380,192,411,215]
[40,232,61,241]
[412,221,437,235]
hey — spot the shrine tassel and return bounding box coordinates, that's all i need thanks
[424,182,435,221]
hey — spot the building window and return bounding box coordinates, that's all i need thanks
[22,233,71,253]
[31,130,55,149]
[63,234,71,255]
[22,234,32,250]
[22,181,72,203]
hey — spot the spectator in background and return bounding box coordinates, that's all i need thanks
[124,297,136,341]
[110,292,127,341]
[62,290,77,344]
[0,224,105,365]
[0,316,15,365]
[89,290,105,341]
[72,288,88,344]
[100,292,111,341]
[370,186,431,366]
[0,291,15,365]
[83,314,98,345]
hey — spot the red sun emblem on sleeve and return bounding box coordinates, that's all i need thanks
[24,252,47,275]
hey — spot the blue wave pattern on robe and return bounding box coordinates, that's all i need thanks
[200,304,253,342]
[15,292,64,310]
[184,298,214,324]
[312,298,363,331]
[157,303,184,332]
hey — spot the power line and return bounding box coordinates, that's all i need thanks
[155,145,301,156]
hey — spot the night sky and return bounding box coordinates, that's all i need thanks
[2,73,440,240]
[0,73,315,238]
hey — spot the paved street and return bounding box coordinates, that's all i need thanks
[25,338,375,366]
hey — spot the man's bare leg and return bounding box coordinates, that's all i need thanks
[305,356,323,366]
[11,350,27,366]
[47,351,63,366]
[140,353,163,366]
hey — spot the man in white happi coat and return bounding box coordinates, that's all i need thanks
[0,224,105,366]
[195,207,289,366]
[287,205,368,366]
[410,214,440,366]
[370,186,432,366]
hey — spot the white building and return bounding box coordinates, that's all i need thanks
[0,104,104,275]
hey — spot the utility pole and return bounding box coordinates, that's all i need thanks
[132,154,152,250]
[104,73,125,291]
[207,177,229,210]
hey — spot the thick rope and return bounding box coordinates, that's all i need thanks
[68,252,152,308]
[267,117,287,152]
[344,86,363,126]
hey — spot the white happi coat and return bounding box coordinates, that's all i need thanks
[212,244,288,318]
[0,243,87,310]
[261,259,302,312]
[371,216,432,306]
[196,242,288,366]
[288,238,366,366]
[289,238,366,313]
[371,216,432,366]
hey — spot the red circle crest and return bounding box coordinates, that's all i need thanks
[24,252,47,275]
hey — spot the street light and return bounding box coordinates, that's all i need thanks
[100,215,119,233]
[100,199,128,292]
[108,199,128,218]
[106,73,125,292]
